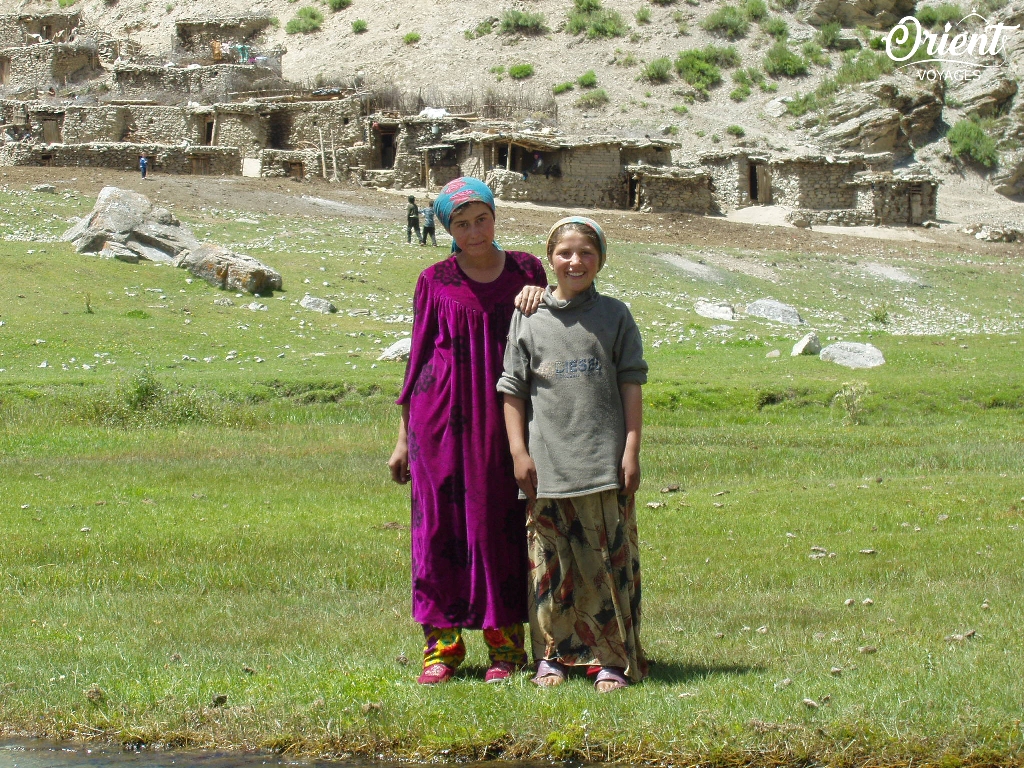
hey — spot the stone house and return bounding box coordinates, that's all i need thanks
[625,164,715,214]
[173,16,275,58]
[110,62,288,104]
[0,12,81,48]
[0,42,99,93]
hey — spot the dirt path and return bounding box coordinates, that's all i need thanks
[3,167,1016,260]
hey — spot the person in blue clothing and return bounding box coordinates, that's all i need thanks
[139,155,149,179]
[419,197,437,246]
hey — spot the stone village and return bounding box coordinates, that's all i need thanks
[1,10,938,227]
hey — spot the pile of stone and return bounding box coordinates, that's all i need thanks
[61,186,282,294]
[962,223,1022,243]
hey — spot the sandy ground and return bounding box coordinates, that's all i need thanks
[2,166,1018,261]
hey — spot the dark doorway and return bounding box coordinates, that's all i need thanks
[267,111,292,150]
[379,127,397,169]
[191,157,210,175]
[628,175,639,209]
[749,163,759,203]
[0,57,10,85]
[204,119,215,146]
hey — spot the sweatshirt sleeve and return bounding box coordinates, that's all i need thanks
[396,271,438,405]
[614,307,648,386]
[497,311,531,399]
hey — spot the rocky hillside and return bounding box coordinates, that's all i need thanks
[3,0,1024,210]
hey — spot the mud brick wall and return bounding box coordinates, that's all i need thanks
[457,141,487,180]
[637,175,714,214]
[557,145,625,208]
[0,44,99,90]
[776,161,862,209]
[0,141,239,174]
[212,111,264,157]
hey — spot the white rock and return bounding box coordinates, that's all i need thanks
[378,337,412,362]
[746,299,804,325]
[246,302,268,312]
[300,295,337,314]
[792,332,822,356]
[766,349,781,358]
[695,301,735,321]
[820,342,885,369]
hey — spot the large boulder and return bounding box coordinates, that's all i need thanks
[746,299,804,325]
[792,332,822,356]
[378,337,412,362]
[820,342,885,368]
[176,244,283,295]
[949,71,1018,119]
[300,295,338,314]
[695,301,735,321]
[62,186,152,253]
[802,0,915,29]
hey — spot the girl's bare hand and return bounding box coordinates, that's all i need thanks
[388,442,411,484]
[513,285,546,317]
[512,451,538,501]
[619,454,641,496]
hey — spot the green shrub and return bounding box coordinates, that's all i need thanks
[577,69,598,87]
[500,9,547,34]
[285,6,324,34]
[403,31,421,44]
[786,92,819,116]
[830,49,893,89]
[672,10,689,33]
[775,0,798,8]
[326,0,351,9]
[763,40,807,76]
[727,124,745,136]
[702,5,748,38]
[918,3,963,27]
[509,63,535,79]
[674,45,739,93]
[671,104,689,114]
[553,81,575,94]
[635,6,652,23]
[801,40,828,66]
[730,68,757,100]
[352,18,367,32]
[566,0,628,37]
[650,0,676,4]
[947,120,998,167]
[868,34,885,50]
[761,16,788,38]
[613,49,638,65]
[576,88,610,107]
[816,20,841,48]
[490,65,506,74]
[640,56,673,82]
[742,0,767,20]
[465,19,495,39]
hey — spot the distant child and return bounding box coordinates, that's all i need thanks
[405,194,421,244]
[389,177,547,685]
[498,216,648,693]
[419,197,436,246]
[139,155,148,179]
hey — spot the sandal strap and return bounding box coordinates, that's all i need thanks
[595,667,629,687]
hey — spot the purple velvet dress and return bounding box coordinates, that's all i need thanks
[397,251,548,629]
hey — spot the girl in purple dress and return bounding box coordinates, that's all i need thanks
[388,177,547,685]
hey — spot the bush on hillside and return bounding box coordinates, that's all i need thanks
[918,3,964,27]
[576,88,610,107]
[403,31,421,44]
[640,57,673,82]
[552,81,575,94]
[500,9,547,34]
[326,0,351,10]
[947,120,998,167]
[508,63,535,79]
[763,41,807,76]
[635,6,652,23]
[817,21,841,48]
[351,18,367,33]
[702,5,748,38]
[285,6,324,34]
[577,69,598,87]
[742,0,767,20]
[762,16,788,39]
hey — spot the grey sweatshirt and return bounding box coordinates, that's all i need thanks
[497,285,648,499]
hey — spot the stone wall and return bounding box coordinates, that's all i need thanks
[61,105,129,143]
[457,141,487,179]
[701,155,748,211]
[174,17,274,55]
[634,172,714,214]
[210,110,264,157]
[284,99,362,151]
[0,43,99,92]
[111,63,282,103]
[771,160,863,209]
[0,141,240,174]
[259,147,321,179]
[0,13,80,49]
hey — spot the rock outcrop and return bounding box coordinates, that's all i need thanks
[802,0,916,29]
[745,299,805,325]
[62,186,282,294]
[820,342,885,368]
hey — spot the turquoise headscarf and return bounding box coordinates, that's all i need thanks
[433,177,499,252]
[545,216,608,271]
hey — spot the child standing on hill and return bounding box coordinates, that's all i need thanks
[389,177,547,684]
[498,216,648,692]
[405,195,421,244]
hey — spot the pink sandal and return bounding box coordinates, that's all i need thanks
[531,659,568,687]
[594,666,629,692]
[416,663,455,685]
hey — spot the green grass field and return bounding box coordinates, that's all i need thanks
[2,184,1024,766]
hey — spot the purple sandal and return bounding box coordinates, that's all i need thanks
[594,666,629,692]
[531,659,568,687]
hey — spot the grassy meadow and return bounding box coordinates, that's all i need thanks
[2,183,1024,765]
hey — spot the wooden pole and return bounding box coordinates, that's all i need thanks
[330,130,339,182]
[424,149,431,191]
[506,141,512,171]
[318,128,327,179]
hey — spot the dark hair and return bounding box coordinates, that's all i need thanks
[408,195,415,203]
[546,222,601,258]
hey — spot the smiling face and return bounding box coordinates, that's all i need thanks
[549,230,601,301]
[448,201,496,257]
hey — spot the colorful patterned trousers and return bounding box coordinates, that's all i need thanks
[422,623,527,669]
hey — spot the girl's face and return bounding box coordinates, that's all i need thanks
[449,202,496,257]
[549,231,600,301]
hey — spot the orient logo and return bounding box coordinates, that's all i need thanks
[884,13,1019,81]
